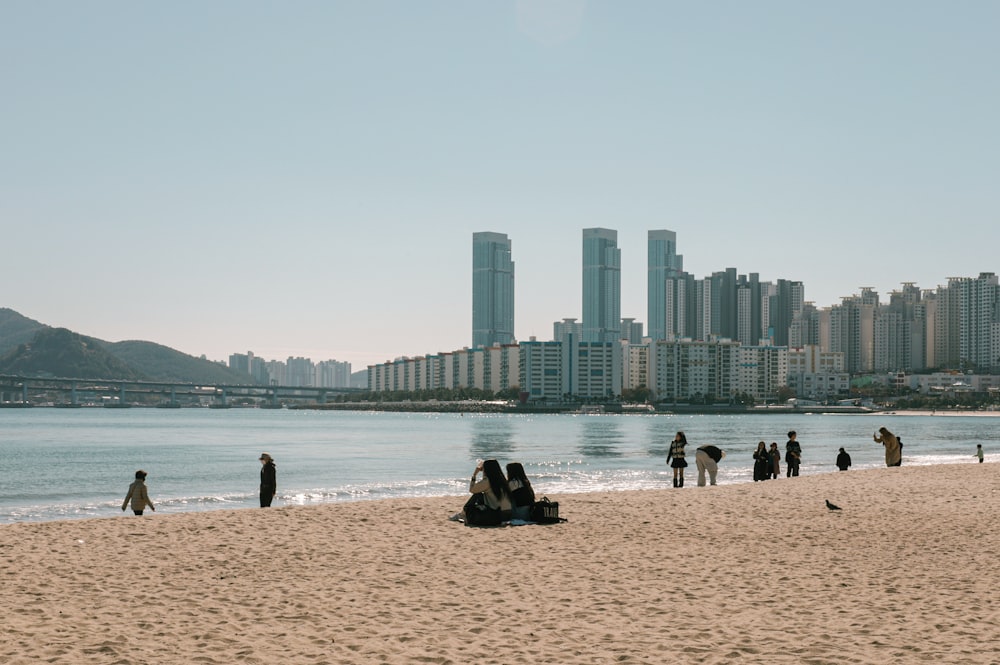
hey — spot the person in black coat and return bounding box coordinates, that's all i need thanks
[753,441,770,482]
[785,431,802,477]
[836,447,852,471]
[259,452,277,507]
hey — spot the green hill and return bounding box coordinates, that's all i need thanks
[0,327,144,380]
[0,308,48,357]
[100,339,250,384]
[0,309,253,384]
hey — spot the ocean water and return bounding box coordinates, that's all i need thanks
[1,408,994,523]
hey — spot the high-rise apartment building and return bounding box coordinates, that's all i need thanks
[472,232,515,349]
[647,230,683,341]
[582,228,621,343]
[954,272,1000,372]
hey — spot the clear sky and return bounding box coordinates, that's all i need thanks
[3,1,998,371]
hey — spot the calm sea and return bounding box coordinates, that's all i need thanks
[0,408,994,523]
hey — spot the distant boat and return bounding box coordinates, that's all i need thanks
[578,404,605,414]
[103,402,131,409]
[156,402,182,409]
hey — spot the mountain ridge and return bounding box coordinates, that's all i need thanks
[0,309,251,384]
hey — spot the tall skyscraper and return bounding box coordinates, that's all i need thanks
[582,228,621,343]
[647,230,683,341]
[472,232,515,349]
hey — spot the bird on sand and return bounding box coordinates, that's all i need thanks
[825,499,842,511]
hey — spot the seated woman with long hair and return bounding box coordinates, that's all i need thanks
[506,462,535,521]
[463,459,512,525]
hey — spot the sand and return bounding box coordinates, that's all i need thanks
[2,463,998,664]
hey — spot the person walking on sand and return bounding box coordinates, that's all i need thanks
[259,452,277,507]
[695,444,725,486]
[753,441,770,482]
[785,431,802,477]
[873,427,902,467]
[122,470,155,515]
[836,447,852,471]
[976,444,984,463]
[667,431,688,488]
[769,442,781,479]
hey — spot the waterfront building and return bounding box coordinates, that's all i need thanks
[665,272,697,340]
[316,359,352,388]
[734,344,788,402]
[519,339,566,401]
[572,341,623,400]
[286,357,316,387]
[647,230,683,341]
[828,288,878,374]
[472,232,515,349]
[787,345,849,400]
[953,272,1000,372]
[767,279,804,347]
[648,338,739,403]
[623,342,650,394]
[582,228,621,343]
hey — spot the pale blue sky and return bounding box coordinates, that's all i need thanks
[3,1,998,370]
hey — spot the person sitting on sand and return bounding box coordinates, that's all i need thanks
[836,447,852,471]
[874,427,902,467]
[122,470,155,516]
[463,459,512,525]
[695,444,725,486]
[506,462,535,521]
[667,431,688,488]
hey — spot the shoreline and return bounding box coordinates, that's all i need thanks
[2,462,997,663]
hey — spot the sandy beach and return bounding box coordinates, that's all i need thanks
[2,463,998,664]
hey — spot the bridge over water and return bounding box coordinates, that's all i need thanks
[0,374,364,408]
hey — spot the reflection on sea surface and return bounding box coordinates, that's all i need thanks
[468,415,517,460]
[578,416,625,458]
[644,415,676,458]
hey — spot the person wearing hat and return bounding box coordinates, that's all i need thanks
[122,470,156,515]
[259,453,277,507]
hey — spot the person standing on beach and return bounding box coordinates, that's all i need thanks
[785,431,802,477]
[836,447,852,471]
[753,441,770,482]
[695,444,725,486]
[667,431,688,488]
[121,470,155,515]
[873,427,902,467]
[768,442,781,479]
[259,452,277,507]
[976,444,984,463]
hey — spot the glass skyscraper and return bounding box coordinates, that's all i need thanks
[647,229,683,341]
[472,231,515,349]
[582,228,621,343]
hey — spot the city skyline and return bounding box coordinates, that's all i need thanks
[4,3,999,370]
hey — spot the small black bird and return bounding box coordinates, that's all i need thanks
[826,499,842,511]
